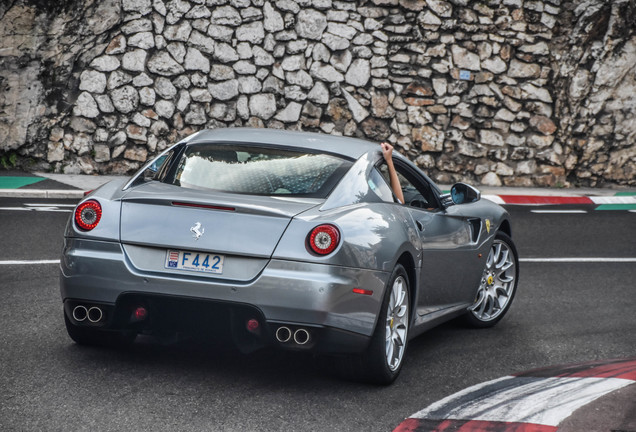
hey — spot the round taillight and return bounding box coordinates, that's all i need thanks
[308,224,340,255]
[75,200,102,231]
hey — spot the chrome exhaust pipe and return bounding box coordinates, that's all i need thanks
[72,305,88,322]
[293,328,310,345]
[87,307,103,323]
[275,326,292,343]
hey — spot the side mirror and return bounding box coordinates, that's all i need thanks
[450,183,481,205]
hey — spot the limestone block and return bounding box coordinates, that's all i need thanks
[155,99,176,118]
[184,48,211,73]
[79,71,107,93]
[249,94,277,119]
[274,102,303,123]
[508,59,541,78]
[345,59,371,86]
[95,95,115,113]
[208,79,240,100]
[147,52,185,76]
[185,105,207,125]
[122,49,148,72]
[451,45,480,71]
[236,21,265,43]
[263,2,284,32]
[128,32,155,49]
[110,86,140,113]
[238,76,262,94]
[90,56,121,72]
[296,10,327,40]
[480,129,504,146]
[211,6,242,26]
[214,43,240,63]
[73,92,100,118]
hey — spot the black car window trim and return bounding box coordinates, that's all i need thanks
[374,157,443,211]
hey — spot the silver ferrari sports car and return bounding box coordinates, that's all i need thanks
[60,128,519,384]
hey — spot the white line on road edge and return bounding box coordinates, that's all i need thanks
[521,257,636,263]
[531,209,588,214]
[0,260,60,265]
[3,258,635,265]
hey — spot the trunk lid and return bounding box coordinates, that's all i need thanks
[120,182,321,257]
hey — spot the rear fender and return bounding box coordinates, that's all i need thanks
[273,202,419,272]
[65,179,128,242]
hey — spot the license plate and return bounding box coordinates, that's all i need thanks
[165,249,224,274]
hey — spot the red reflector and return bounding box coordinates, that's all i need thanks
[353,288,373,295]
[134,307,148,321]
[172,201,235,211]
[246,319,260,333]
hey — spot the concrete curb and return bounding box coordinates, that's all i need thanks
[0,189,86,199]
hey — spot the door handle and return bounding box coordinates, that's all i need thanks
[416,220,424,231]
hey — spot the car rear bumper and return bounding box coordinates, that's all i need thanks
[60,237,389,354]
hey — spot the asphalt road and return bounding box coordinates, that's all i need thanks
[0,197,634,431]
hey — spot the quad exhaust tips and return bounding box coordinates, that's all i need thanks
[275,326,311,346]
[72,305,104,323]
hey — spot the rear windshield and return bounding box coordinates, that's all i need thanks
[168,143,353,197]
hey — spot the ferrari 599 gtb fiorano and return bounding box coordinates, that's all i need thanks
[61,128,519,384]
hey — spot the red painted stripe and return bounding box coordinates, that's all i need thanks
[562,360,636,380]
[514,358,636,381]
[393,418,558,432]
[498,195,594,205]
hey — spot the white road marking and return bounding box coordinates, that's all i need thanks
[0,203,74,212]
[483,194,505,204]
[0,260,60,265]
[520,257,636,263]
[26,203,76,207]
[531,209,588,214]
[590,196,636,204]
[3,258,635,265]
[410,376,633,427]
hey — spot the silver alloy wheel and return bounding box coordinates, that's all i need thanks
[385,275,409,371]
[470,239,517,321]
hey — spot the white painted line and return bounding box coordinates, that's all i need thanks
[531,209,588,214]
[483,194,505,204]
[26,203,76,207]
[0,260,60,265]
[0,207,72,212]
[0,189,84,199]
[590,196,636,204]
[410,376,632,427]
[521,257,636,263]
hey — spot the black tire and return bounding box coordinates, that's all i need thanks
[64,312,136,348]
[464,231,519,328]
[336,264,410,385]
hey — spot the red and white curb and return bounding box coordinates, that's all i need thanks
[483,194,636,205]
[394,358,636,432]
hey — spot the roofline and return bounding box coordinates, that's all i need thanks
[188,127,380,160]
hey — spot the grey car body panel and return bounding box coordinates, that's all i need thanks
[61,128,513,352]
[60,237,387,337]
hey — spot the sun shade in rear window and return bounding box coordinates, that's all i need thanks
[169,144,353,198]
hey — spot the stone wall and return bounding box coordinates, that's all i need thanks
[0,0,634,187]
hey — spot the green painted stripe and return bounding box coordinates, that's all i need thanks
[615,191,636,196]
[596,204,636,211]
[0,176,44,189]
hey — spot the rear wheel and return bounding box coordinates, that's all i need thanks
[336,264,410,385]
[465,232,519,328]
[64,312,136,348]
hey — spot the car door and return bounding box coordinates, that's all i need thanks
[378,161,480,315]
